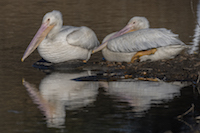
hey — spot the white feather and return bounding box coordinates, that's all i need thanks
[32,10,99,63]
[101,16,187,62]
[107,28,185,53]
[66,26,99,49]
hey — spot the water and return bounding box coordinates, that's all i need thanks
[0,0,200,132]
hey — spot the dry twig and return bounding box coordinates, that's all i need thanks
[177,104,195,118]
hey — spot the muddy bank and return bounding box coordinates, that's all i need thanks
[33,53,200,82]
[88,53,200,82]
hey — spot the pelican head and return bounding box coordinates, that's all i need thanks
[92,16,150,53]
[127,16,149,30]
[21,10,63,62]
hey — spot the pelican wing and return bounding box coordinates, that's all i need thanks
[107,28,185,52]
[66,26,99,49]
[60,26,75,31]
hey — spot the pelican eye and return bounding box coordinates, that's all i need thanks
[47,18,50,21]
[133,22,136,24]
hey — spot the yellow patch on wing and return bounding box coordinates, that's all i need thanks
[131,48,157,63]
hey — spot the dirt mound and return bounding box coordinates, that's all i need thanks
[92,54,200,82]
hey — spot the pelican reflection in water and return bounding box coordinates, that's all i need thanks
[23,71,99,128]
[22,10,99,63]
[101,80,188,115]
[23,70,189,128]
[93,16,187,62]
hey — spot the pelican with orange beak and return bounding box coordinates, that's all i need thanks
[93,16,187,62]
[22,10,99,63]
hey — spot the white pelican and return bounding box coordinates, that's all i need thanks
[21,10,99,63]
[93,16,187,62]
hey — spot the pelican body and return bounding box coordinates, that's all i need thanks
[93,17,187,62]
[22,10,99,63]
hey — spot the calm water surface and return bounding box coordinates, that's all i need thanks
[0,0,200,133]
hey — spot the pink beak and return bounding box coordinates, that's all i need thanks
[92,24,133,53]
[21,22,54,62]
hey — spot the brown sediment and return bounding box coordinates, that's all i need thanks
[90,53,200,82]
[34,53,200,82]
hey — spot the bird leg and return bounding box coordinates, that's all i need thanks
[131,48,157,63]
[83,60,87,63]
